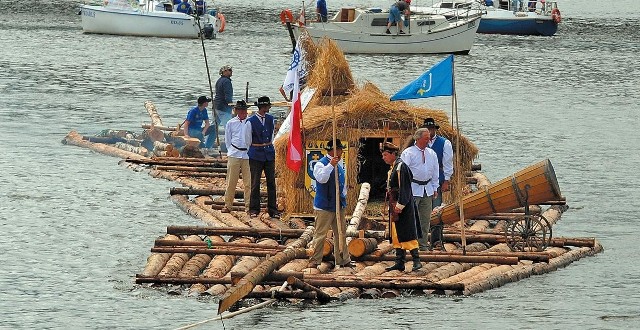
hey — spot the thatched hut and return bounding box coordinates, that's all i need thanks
[274,38,478,215]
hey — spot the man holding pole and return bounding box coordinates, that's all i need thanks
[307,139,352,269]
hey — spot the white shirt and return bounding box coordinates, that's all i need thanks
[224,116,251,159]
[428,135,454,181]
[400,144,440,197]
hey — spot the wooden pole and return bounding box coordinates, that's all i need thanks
[217,226,314,314]
[286,276,332,303]
[169,187,266,198]
[195,14,219,148]
[150,247,300,258]
[451,55,467,254]
[329,68,346,263]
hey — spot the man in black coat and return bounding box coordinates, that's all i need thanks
[381,142,422,272]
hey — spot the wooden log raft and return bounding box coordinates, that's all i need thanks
[432,159,563,226]
[140,234,180,277]
[62,130,146,160]
[170,187,266,198]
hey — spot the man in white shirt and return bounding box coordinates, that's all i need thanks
[221,100,252,213]
[400,128,440,251]
[423,117,454,208]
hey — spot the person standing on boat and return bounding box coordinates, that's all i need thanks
[176,0,193,14]
[308,139,352,269]
[212,65,234,150]
[316,0,328,22]
[221,100,252,213]
[386,0,409,35]
[400,127,439,251]
[382,142,422,272]
[183,95,212,147]
[247,96,279,219]
[423,118,453,208]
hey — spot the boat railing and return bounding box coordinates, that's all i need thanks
[494,0,555,15]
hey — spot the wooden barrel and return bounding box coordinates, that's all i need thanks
[347,237,378,258]
[431,159,562,225]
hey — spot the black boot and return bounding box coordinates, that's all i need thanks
[410,249,422,271]
[385,249,406,271]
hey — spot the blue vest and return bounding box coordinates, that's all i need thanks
[429,136,446,185]
[248,114,275,162]
[313,156,346,211]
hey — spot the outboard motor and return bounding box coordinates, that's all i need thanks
[203,23,215,39]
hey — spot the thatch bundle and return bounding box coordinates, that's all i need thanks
[275,38,478,216]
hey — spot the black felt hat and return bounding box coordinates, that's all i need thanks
[234,100,248,110]
[197,95,212,105]
[422,117,440,129]
[254,96,272,107]
[325,139,345,150]
[380,142,399,153]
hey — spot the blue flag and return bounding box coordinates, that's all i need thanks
[390,55,454,101]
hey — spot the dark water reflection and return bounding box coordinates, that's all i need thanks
[1,0,639,328]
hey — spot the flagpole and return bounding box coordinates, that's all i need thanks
[451,55,467,255]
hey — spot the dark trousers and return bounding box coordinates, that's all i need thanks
[249,159,277,216]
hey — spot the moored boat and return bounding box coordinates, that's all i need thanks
[80,0,226,39]
[286,7,481,54]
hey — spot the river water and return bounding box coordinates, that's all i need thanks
[1,0,639,329]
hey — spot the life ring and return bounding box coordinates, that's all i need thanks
[280,9,294,24]
[216,13,226,33]
[551,8,561,24]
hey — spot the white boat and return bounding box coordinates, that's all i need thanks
[413,0,561,36]
[80,0,225,39]
[291,7,481,54]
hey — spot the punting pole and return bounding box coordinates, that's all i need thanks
[195,15,220,148]
[451,55,467,254]
[330,70,345,260]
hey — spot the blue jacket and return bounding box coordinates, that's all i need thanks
[247,114,275,162]
[429,135,446,185]
[214,76,233,112]
[313,156,346,211]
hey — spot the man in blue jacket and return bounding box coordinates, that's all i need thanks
[247,96,279,218]
[307,139,352,269]
[212,65,234,151]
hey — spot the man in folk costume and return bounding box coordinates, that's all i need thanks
[400,127,440,251]
[382,142,422,272]
[247,96,279,218]
[423,118,453,208]
[307,139,352,269]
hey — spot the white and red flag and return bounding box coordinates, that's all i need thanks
[285,43,305,172]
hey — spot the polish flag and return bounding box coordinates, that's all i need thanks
[286,68,303,172]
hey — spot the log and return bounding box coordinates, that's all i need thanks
[421,250,549,262]
[155,240,286,250]
[217,227,314,314]
[189,237,253,295]
[153,156,227,163]
[432,159,562,225]
[286,276,332,303]
[144,100,164,127]
[141,234,180,277]
[442,233,596,247]
[61,130,146,160]
[170,187,266,198]
[157,235,202,277]
[177,235,223,278]
[114,142,148,156]
[347,238,378,258]
[169,195,228,227]
[244,290,320,300]
[141,128,165,143]
[356,254,519,265]
[160,166,227,173]
[471,172,491,190]
[151,247,301,258]
[346,183,371,238]
[166,225,386,240]
[205,200,266,207]
[142,124,179,131]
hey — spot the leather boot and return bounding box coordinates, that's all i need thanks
[410,248,422,271]
[385,249,405,271]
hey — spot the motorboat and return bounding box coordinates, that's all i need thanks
[287,7,481,54]
[412,0,561,36]
[480,0,561,36]
[80,0,225,39]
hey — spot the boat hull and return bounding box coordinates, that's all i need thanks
[80,5,210,39]
[301,16,480,54]
[477,8,558,36]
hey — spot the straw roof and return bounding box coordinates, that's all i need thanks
[275,38,478,215]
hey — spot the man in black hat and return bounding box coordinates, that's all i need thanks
[422,117,453,208]
[381,142,422,271]
[183,95,212,147]
[308,138,352,269]
[221,100,252,213]
[247,96,279,218]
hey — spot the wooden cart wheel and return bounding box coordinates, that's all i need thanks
[505,215,548,252]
